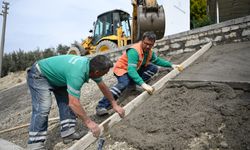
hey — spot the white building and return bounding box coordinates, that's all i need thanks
[160,0,190,35]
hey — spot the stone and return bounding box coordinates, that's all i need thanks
[242,29,250,36]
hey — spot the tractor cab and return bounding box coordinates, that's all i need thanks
[91,9,132,46]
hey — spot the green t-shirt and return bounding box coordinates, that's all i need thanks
[38,55,102,98]
[127,48,172,85]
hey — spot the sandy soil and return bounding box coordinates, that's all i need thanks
[107,81,250,150]
[0,71,26,91]
[0,41,250,150]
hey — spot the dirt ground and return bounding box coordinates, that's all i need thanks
[0,71,26,91]
[0,41,250,150]
[0,46,192,149]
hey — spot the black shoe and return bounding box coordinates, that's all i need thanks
[96,107,109,116]
[63,132,84,144]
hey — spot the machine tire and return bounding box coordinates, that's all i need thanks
[95,40,118,53]
[67,46,87,56]
[67,47,81,55]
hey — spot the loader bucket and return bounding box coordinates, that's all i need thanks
[137,5,165,41]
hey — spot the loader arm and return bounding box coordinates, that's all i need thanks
[131,0,165,43]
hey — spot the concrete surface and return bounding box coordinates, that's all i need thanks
[176,41,250,82]
[0,138,24,150]
[86,41,250,150]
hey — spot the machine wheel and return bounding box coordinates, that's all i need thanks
[67,46,87,56]
[95,40,118,53]
[67,47,81,55]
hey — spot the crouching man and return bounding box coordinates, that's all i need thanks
[96,31,182,116]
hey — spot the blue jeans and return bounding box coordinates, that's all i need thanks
[97,64,158,109]
[27,63,77,144]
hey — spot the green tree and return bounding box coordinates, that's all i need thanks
[10,52,18,72]
[2,54,12,76]
[190,0,212,28]
[1,43,70,77]
[43,48,55,58]
[56,44,70,55]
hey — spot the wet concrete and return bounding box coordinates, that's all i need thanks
[176,41,250,82]
[0,138,24,150]
[109,81,250,150]
[98,41,250,150]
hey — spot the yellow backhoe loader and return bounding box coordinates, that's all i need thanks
[67,0,165,55]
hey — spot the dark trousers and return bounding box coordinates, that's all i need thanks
[27,63,76,144]
[97,64,158,109]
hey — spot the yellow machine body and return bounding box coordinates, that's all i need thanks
[67,0,165,55]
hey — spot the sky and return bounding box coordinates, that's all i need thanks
[0,0,189,53]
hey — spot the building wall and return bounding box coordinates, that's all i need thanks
[207,0,250,23]
[163,0,190,35]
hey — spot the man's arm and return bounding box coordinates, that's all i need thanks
[127,49,155,94]
[151,52,172,67]
[127,49,145,85]
[97,81,125,118]
[151,52,183,71]
[68,94,100,137]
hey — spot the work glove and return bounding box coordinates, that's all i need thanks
[172,64,184,72]
[141,83,155,95]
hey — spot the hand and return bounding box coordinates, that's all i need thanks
[172,64,184,72]
[113,105,125,118]
[85,119,100,137]
[141,83,155,95]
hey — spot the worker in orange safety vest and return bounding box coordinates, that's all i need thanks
[96,31,183,116]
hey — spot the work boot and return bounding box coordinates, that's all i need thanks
[63,132,84,144]
[27,142,46,150]
[96,107,108,116]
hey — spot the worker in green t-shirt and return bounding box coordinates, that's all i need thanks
[26,54,125,149]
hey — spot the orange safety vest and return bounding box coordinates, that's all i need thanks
[113,41,153,76]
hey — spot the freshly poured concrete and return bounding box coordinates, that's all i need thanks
[176,41,250,82]
[0,138,24,150]
[103,42,250,149]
